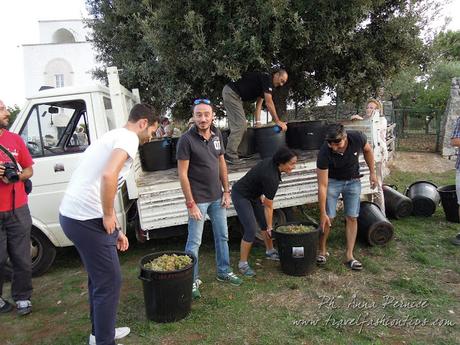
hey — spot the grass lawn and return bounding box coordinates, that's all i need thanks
[2,169,460,345]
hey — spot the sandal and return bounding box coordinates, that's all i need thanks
[316,252,329,265]
[345,259,363,271]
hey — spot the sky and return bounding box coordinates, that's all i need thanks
[1,0,460,108]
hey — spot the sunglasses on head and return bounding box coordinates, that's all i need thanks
[327,138,343,144]
[193,98,212,106]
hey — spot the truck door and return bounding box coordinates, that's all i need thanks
[17,95,94,246]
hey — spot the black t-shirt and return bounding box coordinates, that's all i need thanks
[316,130,367,180]
[176,125,225,203]
[228,72,273,102]
[232,157,281,200]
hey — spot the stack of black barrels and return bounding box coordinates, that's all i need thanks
[139,120,330,172]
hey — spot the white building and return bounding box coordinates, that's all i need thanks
[23,19,99,97]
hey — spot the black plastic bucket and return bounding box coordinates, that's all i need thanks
[437,185,460,223]
[405,181,440,217]
[221,127,256,157]
[254,125,286,158]
[238,127,256,158]
[170,137,179,167]
[273,221,320,276]
[357,201,394,246]
[139,138,173,171]
[286,120,327,150]
[138,251,195,323]
[383,185,413,219]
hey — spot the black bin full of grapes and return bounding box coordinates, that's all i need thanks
[139,251,195,322]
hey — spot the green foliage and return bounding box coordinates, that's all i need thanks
[7,104,20,129]
[386,29,460,112]
[87,0,433,119]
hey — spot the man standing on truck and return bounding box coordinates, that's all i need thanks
[222,69,289,164]
[59,104,158,345]
[0,99,34,316]
[177,98,242,299]
[316,124,377,271]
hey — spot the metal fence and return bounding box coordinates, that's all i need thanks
[393,108,442,152]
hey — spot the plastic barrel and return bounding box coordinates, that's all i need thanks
[238,127,256,158]
[138,251,195,323]
[357,201,394,246]
[383,185,413,219]
[405,181,440,217]
[286,120,327,150]
[437,185,460,223]
[170,137,179,167]
[273,221,320,276]
[139,138,173,171]
[254,125,286,158]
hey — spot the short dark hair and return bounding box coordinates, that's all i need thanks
[272,146,298,166]
[128,103,159,125]
[325,123,346,142]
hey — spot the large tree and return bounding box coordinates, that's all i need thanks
[386,30,460,112]
[87,0,435,119]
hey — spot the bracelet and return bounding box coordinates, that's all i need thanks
[223,190,230,194]
[185,200,195,209]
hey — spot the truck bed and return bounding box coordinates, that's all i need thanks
[134,149,372,236]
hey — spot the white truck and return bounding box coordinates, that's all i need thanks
[8,67,374,276]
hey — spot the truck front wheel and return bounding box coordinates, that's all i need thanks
[30,227,57,277]
[4,227,57,279]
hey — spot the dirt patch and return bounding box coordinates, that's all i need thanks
[388,152,455,173]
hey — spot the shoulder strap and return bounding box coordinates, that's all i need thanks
[0,144,19,170]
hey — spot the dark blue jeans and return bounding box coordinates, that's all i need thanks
[59,214,121,345]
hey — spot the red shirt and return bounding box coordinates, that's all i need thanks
[0,130,34,211]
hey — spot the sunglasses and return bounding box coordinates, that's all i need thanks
[327,138,343,144]
[193,98,212,106]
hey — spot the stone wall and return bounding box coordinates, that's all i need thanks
[441,77,460,157]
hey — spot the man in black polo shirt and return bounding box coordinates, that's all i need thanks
[316,124,377,271]
[222,70,288,164]
[177,98,242,299]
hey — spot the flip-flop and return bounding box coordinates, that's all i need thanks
[316,252,330,265]
[345,259,363,271]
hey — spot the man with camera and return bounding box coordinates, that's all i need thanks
[0,99,34,316]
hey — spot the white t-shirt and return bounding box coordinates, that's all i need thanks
[60,128,139,220]
[370,110,388,163]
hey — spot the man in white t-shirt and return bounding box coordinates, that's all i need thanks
[59,104,158,345]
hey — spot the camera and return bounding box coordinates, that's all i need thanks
[2,162,20,183]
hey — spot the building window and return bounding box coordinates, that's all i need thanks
[55,74,64,88]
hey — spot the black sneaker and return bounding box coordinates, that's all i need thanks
[452,233,460,246]
[16,300,32,316]
[224,154,244,165]
[0,297,13,313]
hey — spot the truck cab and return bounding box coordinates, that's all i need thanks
[8,67,139,276]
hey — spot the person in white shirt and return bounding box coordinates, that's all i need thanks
[59,104,158,345]
[351,98,388,214]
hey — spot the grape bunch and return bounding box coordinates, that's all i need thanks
[144,254,193,271]
[276,225,316,234]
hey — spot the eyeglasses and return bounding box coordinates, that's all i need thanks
[327,138,343,144]
[193,98,211,106]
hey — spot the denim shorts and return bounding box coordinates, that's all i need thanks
[326,178,361,218]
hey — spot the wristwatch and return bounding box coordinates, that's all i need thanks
[185,200,195,209]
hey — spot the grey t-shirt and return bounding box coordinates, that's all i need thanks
[176,125,225,203]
